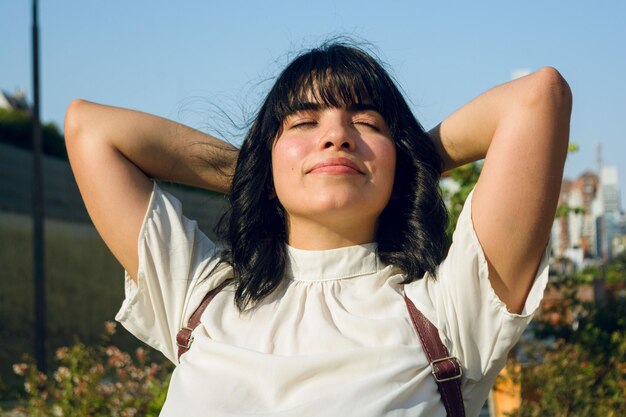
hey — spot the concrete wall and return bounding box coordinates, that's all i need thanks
[0,142,229,393]
[0,142,228,239]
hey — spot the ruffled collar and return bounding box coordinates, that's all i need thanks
[285,243,381,281]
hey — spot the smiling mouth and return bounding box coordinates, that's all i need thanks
[307,158,364,175]
[309,165,362,175]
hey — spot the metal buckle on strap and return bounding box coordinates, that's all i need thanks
[430,356,463,383]
[177,327,194,349]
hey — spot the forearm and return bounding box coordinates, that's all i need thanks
[65,99,238,193]
[428,67,568,173]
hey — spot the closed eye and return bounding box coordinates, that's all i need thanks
[291,120,317,129]
[353,120,380,131]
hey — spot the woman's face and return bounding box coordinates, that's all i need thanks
[271,102,396,238]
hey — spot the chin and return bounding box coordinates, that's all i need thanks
[289,198,384,221]
[278,188,389,217]
[307,191,365,210]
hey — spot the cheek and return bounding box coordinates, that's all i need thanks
[377,143,397,190]
[271,139,308,188]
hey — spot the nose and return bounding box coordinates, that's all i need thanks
[318,121,356,152]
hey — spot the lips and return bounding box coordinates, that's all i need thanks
[307,157,364,174]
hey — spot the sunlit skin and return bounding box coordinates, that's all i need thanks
[65,66,570,317]
[271,103,396,250]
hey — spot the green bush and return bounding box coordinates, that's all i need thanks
[0,216,140,398]
[509,278,626,417]
[1,322,173,417]
[508,335,626,417]
[0,108,67,160]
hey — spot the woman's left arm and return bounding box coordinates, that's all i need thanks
[429,67,572,313]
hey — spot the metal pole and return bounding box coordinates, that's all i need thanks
[32,0,46,373]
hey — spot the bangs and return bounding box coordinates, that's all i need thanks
[267,44,401,132]
[285,68,375,113]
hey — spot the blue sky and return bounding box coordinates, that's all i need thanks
[3,1,626,208]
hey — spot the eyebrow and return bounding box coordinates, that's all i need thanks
[286,102,381,115]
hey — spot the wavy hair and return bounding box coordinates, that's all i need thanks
[216,41,449,312]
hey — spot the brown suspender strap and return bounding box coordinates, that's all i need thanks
[177,281,464,416]
[176,280,230,360]
[404,293,465,417]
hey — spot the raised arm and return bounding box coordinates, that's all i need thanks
[429,67,572,313]
[64,100,238,282]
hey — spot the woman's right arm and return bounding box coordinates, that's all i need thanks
[64,99,238,282]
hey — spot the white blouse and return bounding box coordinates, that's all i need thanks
[116,181,550,417]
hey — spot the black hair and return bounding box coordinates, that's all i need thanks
[216,41,449,312]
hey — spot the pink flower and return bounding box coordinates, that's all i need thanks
[12,363,28,376]
[52,404,64,416]
[55,346,69,360]
[121,407,138,417]
[135,347,146,363]
[104,321,117,336]
[53,366,70,383]
[74,381,87,396]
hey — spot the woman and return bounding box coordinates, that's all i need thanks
[65,42,571,416]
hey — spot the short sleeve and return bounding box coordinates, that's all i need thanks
[114,181,230,364]
[406,184,550,384]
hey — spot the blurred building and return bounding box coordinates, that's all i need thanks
[552,171,599,268]
[552,166,626,269]
[595,167,626,260]
[614,234,626,257]
[0,89,29,112]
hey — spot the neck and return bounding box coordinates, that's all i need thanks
[285,213,378,250]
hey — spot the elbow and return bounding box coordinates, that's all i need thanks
[526,67,573,113]
[538,66,573,106]
[525,67,572,152]
[64,99,82,146]
[64,98,89,147]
